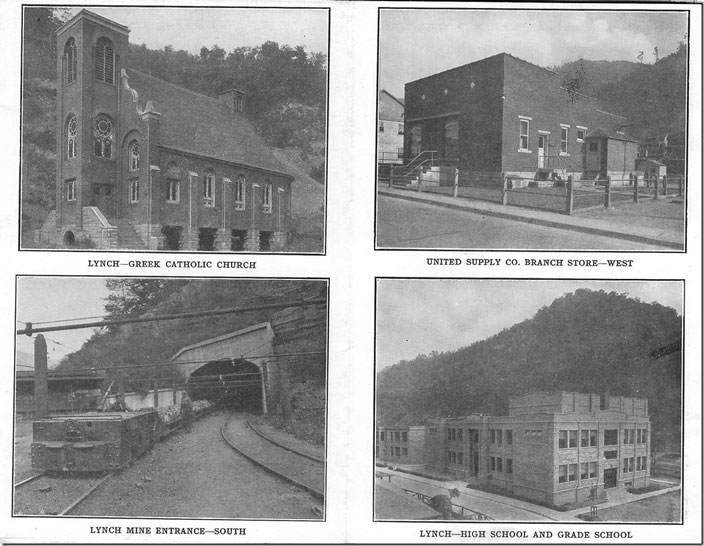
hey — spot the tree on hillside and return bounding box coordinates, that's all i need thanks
[376,289,682,450]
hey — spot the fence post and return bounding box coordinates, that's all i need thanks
[453,167,459,198]
[388,165,393,189]
[417,170,422,193]
[633,173,639,203]
[678,176,683,197]
[502,173,508,206]
[604,175,611,208]
[566,175,574,215]
[662,174,667,196]
[654,175,660,200]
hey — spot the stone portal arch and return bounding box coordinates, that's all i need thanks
[170,322,276,414]
[187,358,264,413]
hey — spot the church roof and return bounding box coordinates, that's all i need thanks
[128,69,291,177]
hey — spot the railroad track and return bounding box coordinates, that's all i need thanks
[221,412,325,502]
[14,471,112,516]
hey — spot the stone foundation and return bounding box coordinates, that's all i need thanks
[183,227,200,251]
[244,230,260,252]
[214,228,232,251]
[270,231,287,251]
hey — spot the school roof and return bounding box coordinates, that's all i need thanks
[127,69,292,178]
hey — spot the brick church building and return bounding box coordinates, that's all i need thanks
[36,10,293,251]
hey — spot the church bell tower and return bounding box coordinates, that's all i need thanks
[55,10,129,233]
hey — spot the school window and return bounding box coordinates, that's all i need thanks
[604,450,618,460]
[496,429,503,445]
[203,171,215,207]
[379,122,385,133]
[506,458,513,474]
[95,37,115,84]
[491,457,496,471]
[576,126,587,142]
[604,429,618,446]
[401,432,408,442]
[395,447,400,456]
[568,430,578,448]
[580,430,589,447]
[558,465,567,483]
[560,125,569,154]
[559,430,568,449]
[263,182,272,213]
[383,446,387,455]
[590,429,598,447]
[236,95,243,113]
[568,464,577,482]
[457,429,463,442]
[65,179,76,201]
[519,118,530,151]
[66,115,78,159]
[129,178,139,203]
[496,457,503,473]
[457,451,463,465]
[624,429,634,444]
[447,429,452,441]
[379,431,385,441]
[402,447,408,457]
[395,431,400,442]
[94,115,113,159]
[398,123,404,135]
[63,38,77,86]
[490,429,496,443]
[128,141,140,172]
[506,430,512,445]
[589,461,598,478]
[235,175,246,210]
[580,462,589,479]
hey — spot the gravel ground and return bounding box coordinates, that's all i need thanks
[580,491,681,522]
[14,474,107,516]
[14,420,35,483]
[71,410,322,519]
[250,417,325,461]
[224,415,324,496]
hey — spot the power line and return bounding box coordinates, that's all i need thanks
[38,351,326,374]
[17,297,327,336]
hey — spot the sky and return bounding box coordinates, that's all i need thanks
[376,280,684,371]
[66,7,329,56]
[379,9,689,98]
[16,277,111,369]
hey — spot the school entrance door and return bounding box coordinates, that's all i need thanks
[603,468,618,489]
[538,135,548,168]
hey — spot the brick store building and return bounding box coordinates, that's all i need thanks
[377,392,651,507]
[36,10,293,251]
[403,53,638,186]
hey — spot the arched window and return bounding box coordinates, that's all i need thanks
[95,37,115,84]
[63,38,77,86]
[66,114,78,159]
[235,174,246,210]
[262,180,272,213]
[93,114,113,159]
[203,169,215,207]
[128,141,140,171]
[166,163,180,203]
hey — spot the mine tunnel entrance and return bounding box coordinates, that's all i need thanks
[188,359,264,414]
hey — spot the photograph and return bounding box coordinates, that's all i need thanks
[375,279,683,522]
[14,277,328,519]
[376,9,688,251]
[21,6,328,253]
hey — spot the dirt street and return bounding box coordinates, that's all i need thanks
[71,410,322,519]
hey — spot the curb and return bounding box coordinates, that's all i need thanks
[378,190,684,250]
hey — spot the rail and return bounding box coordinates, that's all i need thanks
[401,488,494,520]
[220,412,324,502]
[248,419,324,464]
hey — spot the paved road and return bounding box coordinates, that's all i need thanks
[376,195,664,250]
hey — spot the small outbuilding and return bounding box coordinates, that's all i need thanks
[582,128,639,185]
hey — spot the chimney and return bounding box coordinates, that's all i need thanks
[218,88,245,114]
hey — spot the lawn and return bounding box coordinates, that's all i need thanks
[579,491,681,523]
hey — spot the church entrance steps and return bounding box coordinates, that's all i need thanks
[112,218,148,250]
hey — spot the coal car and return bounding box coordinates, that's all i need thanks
[31,410,163,472]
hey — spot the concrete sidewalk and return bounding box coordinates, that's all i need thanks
[378,187,684,250]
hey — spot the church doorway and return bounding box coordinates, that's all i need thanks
[198,228,217,251]
[161,225,182,250]
[63,231,76,246]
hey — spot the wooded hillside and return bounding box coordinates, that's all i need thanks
[377,289,682,452]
